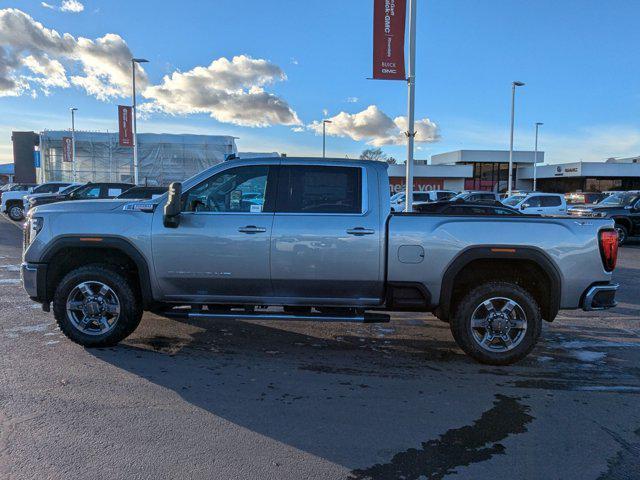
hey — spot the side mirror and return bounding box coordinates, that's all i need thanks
[163,182,182,228]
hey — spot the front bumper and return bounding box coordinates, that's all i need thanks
[582,283,619,311]
[20,262,47,303]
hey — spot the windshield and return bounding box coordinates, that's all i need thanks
[598,192,640,207]
[502,195,527,206]
[0,184,10,192]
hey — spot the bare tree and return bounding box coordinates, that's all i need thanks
[360,148,388,162]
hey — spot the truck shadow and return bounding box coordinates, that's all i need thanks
[86,313,640,472]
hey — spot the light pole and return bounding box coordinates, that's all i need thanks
[533,122,543,192]
[322,120,332,158]
[131,57,149,185]
[404,0,417,212]
[507,81,525,197]
[70,107,78,182]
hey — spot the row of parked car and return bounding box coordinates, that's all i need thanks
[0,181,167,221]
[391,188,640,244]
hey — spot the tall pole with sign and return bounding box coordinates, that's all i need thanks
[131,58,148,185]
[508,81,525,197]
[404,0,417,212]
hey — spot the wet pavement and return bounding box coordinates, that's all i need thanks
[1,214,639,480]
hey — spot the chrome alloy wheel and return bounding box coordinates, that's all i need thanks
[614,225,627,245]
[470,297,527,352]
[66,281,121,336]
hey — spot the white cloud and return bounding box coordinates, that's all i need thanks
[41,1,84,13]
[0,9,298,127]
[60,0,84,12]
[346,96,358,103]
[141,55,300,127]
[0,8,144,99]
[309,105,440,146]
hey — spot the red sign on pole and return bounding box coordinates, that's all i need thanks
[373,0,407,80]
[62,136,73,163]
[118,105,133,147]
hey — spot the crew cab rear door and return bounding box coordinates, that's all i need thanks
[269,164,383,305]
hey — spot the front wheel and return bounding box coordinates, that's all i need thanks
[53,265,143,347]
[8,204,24,221]
[449,282,542,365]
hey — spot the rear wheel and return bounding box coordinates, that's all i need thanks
[53,265,142,347]
[7,203,24,221]
[450,281,541,365]
[614,224,628,246]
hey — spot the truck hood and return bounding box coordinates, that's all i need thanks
[31,199,137,214]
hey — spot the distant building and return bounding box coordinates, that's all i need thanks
[37,131,237,185]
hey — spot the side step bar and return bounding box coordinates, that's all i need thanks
[163,310,390,324]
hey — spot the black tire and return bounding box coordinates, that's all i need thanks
[7,203,24,221]
[449,281,542,365]
[614,224,628,246]
[53,264,143,347]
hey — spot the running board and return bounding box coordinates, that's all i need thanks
[163,310,390,323]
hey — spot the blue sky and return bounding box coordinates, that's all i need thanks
[1,0,639,164]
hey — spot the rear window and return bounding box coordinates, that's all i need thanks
[541,196,562,207]
[277,166,362,214]
[413,193,430,202]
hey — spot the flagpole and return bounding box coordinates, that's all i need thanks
[404,0,417,212]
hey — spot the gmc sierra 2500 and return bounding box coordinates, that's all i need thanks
[21,158,619,365]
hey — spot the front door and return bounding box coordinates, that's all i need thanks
[270,164,383,305]
[152,164,276,302]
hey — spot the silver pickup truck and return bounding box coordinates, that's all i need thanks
[21,158,620,365]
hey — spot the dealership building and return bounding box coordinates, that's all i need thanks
[387,150,640,194]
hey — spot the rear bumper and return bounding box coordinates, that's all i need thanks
[582,283,618,311]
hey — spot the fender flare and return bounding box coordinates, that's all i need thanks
[40,235,154,308]
[438,246,562,321]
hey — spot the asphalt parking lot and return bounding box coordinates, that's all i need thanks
[1,215,639,480]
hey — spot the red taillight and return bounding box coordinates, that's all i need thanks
[599,229,618,272]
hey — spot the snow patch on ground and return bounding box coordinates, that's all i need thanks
[0,264,20,271]
[0,278,20,285]
[536,356,554,362]
[8,323,51,334]
[576,386,640,393]
[560,340,640,349]
[571,350,607,362]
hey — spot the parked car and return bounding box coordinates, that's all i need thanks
[22,183,83,214]
[502,193,567,215]
[568,191,640,245]
[450,191,502,203]
[27,182,135,210]
[1,182,41,220]
[116,186,167,200]
[565,192,606,205]
[22,158,618,365]
[390,190,457,211]
[414,201,522,216]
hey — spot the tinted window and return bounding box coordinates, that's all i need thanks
[413,193,430,202]
[75,186,101,199]
[494,207,518,215]
[524,196,542,207]
[278,166,361,214]
[436,191,454,200]
[445,206,491,215]
[183,165,269,213]
[541,196,562,207]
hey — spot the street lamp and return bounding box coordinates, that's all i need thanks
[507,81,525,197]
[533,122,543,192]
[322,120,332,158]
[132,57,149,185]
[70,107,78,182]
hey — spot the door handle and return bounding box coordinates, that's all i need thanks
[238,225,267,234]
[346,227,375,236]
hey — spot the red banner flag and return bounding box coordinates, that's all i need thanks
[118,105,133,147]
[62,136,73,162]
[373,0,407,80]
